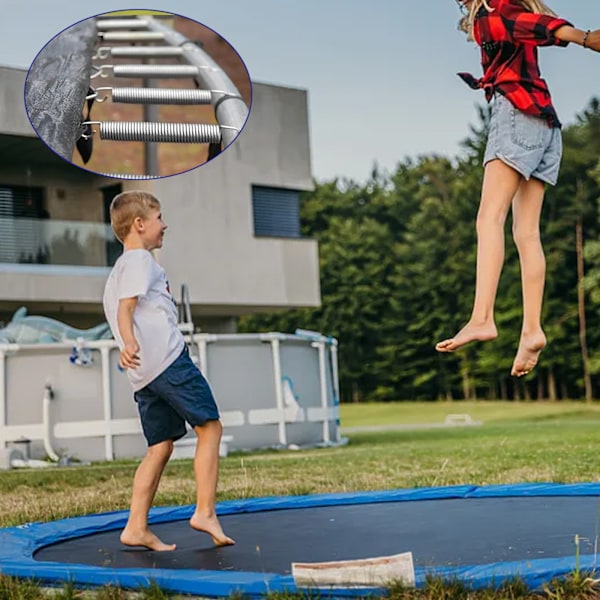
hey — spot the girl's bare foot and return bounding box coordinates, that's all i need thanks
[190,511,235,546]
[120,527,176,551]
[436,321,498,352]
[511,330,546,377]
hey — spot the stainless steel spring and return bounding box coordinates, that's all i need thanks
[113,64,201,78]
[95,46,184,59]
[99,172,160,180]
[96,19,148,30]
[111,87,212,104]
[99,31,165,42]
[97,121,222,143]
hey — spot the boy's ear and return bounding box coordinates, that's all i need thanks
[132,216,145,232]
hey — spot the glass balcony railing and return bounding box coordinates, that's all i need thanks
[0,217,120,267]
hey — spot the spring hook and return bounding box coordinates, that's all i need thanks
[81,121,223,144]
[86,87,110,103]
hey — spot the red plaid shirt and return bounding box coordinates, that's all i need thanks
[458,0,572,127]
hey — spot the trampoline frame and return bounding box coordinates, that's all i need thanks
[1,483,600,597]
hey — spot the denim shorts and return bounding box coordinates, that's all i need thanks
[483,94,562,186]
[134,346,220,446]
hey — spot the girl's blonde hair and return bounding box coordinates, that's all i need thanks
[110,190,161,242]
[459,0,557,39]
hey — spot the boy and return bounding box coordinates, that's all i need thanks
[102,190,234,551]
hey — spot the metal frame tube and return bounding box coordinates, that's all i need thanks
[142,16,249,148]
[315,342,331,444]
[101,347,114,460]
[270,338,287,446]
[0,352,5,449]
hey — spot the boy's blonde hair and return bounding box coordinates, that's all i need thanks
[110,190,161,243]
[459,0,557,39]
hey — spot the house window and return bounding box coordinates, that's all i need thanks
[0,185,47,264]
[251,185,301,238]
[0,184,117,268]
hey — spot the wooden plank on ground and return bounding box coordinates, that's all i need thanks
[292,551,415,588]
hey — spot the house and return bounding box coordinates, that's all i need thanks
[0,65,320,332]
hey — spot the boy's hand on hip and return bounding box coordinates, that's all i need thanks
[120,341,141,369]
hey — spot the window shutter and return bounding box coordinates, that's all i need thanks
[0,186,46,264]
[252,186,301,238]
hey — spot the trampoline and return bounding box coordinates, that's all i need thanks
[2,483,600,597]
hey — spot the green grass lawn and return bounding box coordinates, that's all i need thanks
[2,400,600,599]
[339,399,600,428]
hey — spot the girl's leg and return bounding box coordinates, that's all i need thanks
[436,159,522,352]
[189,419,235,546]
[120,439,176,551]
[510,176,547,376]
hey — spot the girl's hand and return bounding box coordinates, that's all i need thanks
[584,29,600,52]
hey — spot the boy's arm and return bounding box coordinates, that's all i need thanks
[117,296,141,369]
[555,26,600,52]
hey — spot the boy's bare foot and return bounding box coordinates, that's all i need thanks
[511,330,546,377]
[120,527,176,551]
[190,512,235,546]
[436,321,497,352]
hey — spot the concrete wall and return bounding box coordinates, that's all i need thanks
[152,82,320,314]
[0,68,34,136]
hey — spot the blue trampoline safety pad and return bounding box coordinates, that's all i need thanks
[2,483,600,597]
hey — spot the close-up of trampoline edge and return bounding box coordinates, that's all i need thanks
[2,483,600,597]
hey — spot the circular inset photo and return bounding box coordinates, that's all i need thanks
[24,9,252,179]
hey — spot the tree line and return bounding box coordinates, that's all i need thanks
[240,99,600,403]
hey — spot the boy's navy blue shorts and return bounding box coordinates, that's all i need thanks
[134,346,220,447]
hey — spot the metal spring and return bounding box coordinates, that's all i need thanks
[99,172,160,180]
[95,121,222,143]
[94,46,184,60]
[111,87,212,105]
[113,64,202,78]
[98,31,165,42]
[95,19,148,30]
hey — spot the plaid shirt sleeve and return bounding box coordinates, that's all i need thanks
[498,1,572,47]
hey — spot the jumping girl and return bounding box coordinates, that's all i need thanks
[436,0,600,376]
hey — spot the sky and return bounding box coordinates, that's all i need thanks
[1,0,599,183]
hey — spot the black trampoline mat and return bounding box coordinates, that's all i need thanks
[34,496,600,574]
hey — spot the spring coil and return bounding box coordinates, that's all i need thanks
[98,121,222,143]
[99,31,165,42]
[99,172,160,180]
[113,64,200,78]
[111,87,212,105]
[99,46,184,59]
[96,19,148,30]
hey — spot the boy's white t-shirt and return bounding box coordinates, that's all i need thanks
[103,249,185,391]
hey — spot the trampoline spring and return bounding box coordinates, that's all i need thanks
[112,64,211,78]
[83,121,223,144]
[110,87,213,105]
[91,64,222,79]
[98,31,165,42]
[93,45,184,60]
[95,19,149,30]
[99,172,161,180]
